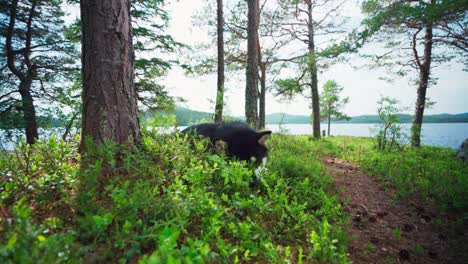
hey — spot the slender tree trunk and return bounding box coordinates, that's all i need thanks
[19,76,39,144]
[382,124,389,151]
[411,24,433,147]
[80,0,140,151]
[5,0,20,79]
[258,64,266,129]
[327,115,331,136]
[256,25,265,130]
[214,0,224,123]
[5,0,39,144]
[307,2,321,139]
[245,0,259,128]
[62,109,80,141]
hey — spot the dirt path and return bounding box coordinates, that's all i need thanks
[323,156,467,264]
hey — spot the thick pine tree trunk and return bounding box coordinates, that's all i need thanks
[411,24,433,147]
[258,64,266,129]
[245,0,259,129]
[327,115,331,136]
[80,0,140,151]
[307,2,321,139]
[19,77,39,144]
[214,0,224,123]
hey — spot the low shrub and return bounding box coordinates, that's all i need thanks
[0,132,349,263]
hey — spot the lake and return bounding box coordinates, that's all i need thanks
[1,123,467,150]
[263,123,468,149]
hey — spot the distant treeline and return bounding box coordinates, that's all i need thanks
[0,112,64,129]
[2,107,467,129]
[146,107,468,126]
[266,113,468,124]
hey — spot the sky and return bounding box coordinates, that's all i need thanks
[64,0,467,117]
[162,0,467,117]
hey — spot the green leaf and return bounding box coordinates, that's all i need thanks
[7,233,17,250]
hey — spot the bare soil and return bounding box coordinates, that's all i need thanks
[323,156,467,264]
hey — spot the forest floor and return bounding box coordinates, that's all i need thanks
[323,156,467,264]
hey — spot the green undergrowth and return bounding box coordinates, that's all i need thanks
[320,136,468,214]
[0,133,348,263]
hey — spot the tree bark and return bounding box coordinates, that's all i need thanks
[22,0,38,144]
[258,63,266,129]
[6,0,39,144]
[245,0,259,129]
[80,0,140,151]
[307,2,321,139]
[19,77,39,144]
[411,24,433,147]
[327,114,331,136]
[214,0,225,123]
[5,0,22,79]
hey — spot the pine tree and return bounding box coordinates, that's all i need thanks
[190,0,293,128]
[273,0,351,139]
[80,0,140,150]
[245,0,259,128]
[1,0,78,144]
[359,0,468,147]
[214,0,225,123]
[319,80,350,136]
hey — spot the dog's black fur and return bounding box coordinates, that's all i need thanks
[180,122,271,168]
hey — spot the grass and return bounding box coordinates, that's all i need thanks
[366,242,376,252]
[2,131,466,263]
[387,227,401,241]
[414,244,424,255]
[0,132,349,263]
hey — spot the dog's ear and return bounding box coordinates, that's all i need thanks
[215,139,228,154]
[257,131,272,146]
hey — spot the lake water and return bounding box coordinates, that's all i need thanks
[263,123,468,149]
[1,123,467,150]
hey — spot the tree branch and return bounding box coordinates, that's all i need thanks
[0,90,18,101]
[5,0,24,80]
[62,110,80,141]
[24,0,38,71]
[412,28,423,70]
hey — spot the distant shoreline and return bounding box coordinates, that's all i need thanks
[266,121,468,124]
[145,107,468,126]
